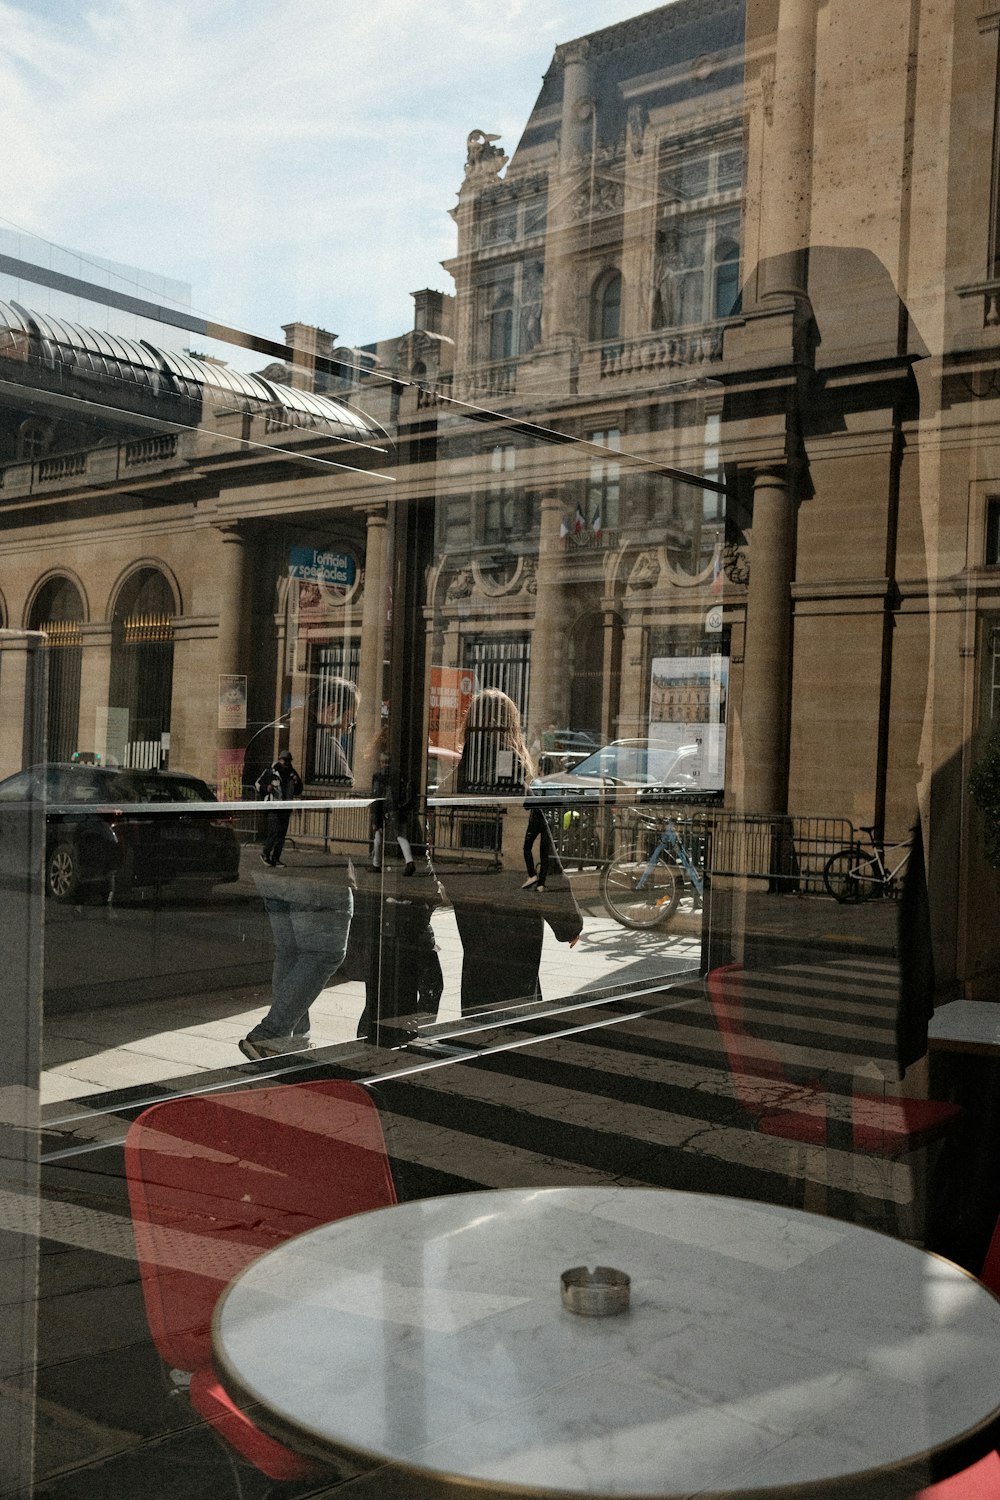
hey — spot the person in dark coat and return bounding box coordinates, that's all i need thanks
[257,750,303,867]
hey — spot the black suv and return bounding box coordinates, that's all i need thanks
[0,764,241,901]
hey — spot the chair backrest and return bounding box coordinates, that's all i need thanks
[125,1079,396,1372]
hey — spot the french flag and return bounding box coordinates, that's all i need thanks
[574,504,585,534]
[592,507,602,538]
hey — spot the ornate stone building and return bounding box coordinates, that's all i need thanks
[2,0,1000,1001]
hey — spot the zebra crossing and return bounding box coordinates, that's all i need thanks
[331,952,933,1229]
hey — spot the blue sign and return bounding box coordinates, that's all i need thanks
[288,546,355,587]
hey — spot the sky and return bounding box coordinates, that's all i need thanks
[0,0,665,357]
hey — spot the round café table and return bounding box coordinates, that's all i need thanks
[212,1186,1000,1498]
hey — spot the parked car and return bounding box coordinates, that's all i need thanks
[0,764,241,901]
[535,728,600,776]
[529,739,715,801]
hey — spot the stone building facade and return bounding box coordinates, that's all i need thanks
[2,0,1000,998]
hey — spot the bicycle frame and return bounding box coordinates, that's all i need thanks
[635,818,703,899]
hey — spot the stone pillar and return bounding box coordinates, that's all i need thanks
[758,0,818,300]
[356,508,389,786]
[527,496,566,746]
[213,524,250,781]
[599,604,621,743]
[77,622,113,761]
[0,630,45,776]
[543,39,594,344]
[739,466,796,814]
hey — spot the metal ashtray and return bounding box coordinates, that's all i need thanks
[560,1265,631,1317]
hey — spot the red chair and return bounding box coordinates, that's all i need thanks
[125,1079,397,1482]
[707,963,962,1155]
[910,1216,1000,1499]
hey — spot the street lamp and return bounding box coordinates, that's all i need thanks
[244,717,288,757]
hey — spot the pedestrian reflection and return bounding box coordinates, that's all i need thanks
[437,688,582,1015]
[240,680,358,1061]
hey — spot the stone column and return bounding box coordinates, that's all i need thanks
[739,466,796,814]
[527,495,566,745]
[599,604,621,743]
[0,630,45,776]
[543,39,594,344]
[77,622,113,762]
[213,524,250,788]
[758,0,818,300]
[356,508,389,786]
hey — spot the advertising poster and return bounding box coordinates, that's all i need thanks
[218,674,248,730]
[216,747,246,803]
[429,666,475,753]
[288,546,356,601]
[648,653,728,790]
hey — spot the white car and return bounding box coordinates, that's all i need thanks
[528,739,706,801]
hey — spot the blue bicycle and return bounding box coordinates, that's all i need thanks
[602,809,704,929]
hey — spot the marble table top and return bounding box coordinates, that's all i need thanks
[928,999,1000,1054]
[212,1186,1000,1498]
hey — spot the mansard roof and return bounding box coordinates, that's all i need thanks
[0,299,381,443]
[513,0,745,162]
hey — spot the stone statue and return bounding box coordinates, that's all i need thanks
[465,130,509,179]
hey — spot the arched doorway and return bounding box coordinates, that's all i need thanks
[29,577,84,763]
[109,569,175,768]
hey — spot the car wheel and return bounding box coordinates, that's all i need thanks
[47,842,81,902]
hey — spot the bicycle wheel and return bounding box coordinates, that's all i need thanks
[823,847,877,903]
[602,852,682,928]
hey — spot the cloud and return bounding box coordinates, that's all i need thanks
[0,0,659,343]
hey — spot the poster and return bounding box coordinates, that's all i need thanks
[218,674,248,730]
[648,653,728,790]
[216,747,246,803]
[429,666,475,753]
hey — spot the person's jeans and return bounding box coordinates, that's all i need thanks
[248,889,353,1040]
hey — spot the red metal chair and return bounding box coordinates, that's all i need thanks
[910,1215,1000,1499]
[125,1079,397,1482]
[707,963,963,1155]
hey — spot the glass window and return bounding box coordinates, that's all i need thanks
[586,427,621,531]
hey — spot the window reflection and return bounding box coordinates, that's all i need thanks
[7,0,1000,1494]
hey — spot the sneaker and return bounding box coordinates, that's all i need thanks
[403,861,416,877]
[259,853,272,866]
[521,876,538,889]
[239,1035,313,1061]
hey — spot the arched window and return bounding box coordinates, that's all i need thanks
[592,272,622,343]
[109,569,176,769]
[599,273,622,342]
[29,577,84,762]
[488,284,514,361]
[714,237,741,319]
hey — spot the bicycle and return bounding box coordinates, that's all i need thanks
[601,808,704,929]
[822,825,912,903]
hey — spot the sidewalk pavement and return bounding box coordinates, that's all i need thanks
[40,893,702,1107]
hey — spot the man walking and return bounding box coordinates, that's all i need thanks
[257,749,302,867]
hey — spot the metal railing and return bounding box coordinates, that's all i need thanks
[427,802,505,867]
[233,792,374,853]
[544,802,857,893]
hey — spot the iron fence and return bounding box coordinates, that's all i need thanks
[427,802,505,867]
[542,802,856,893]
